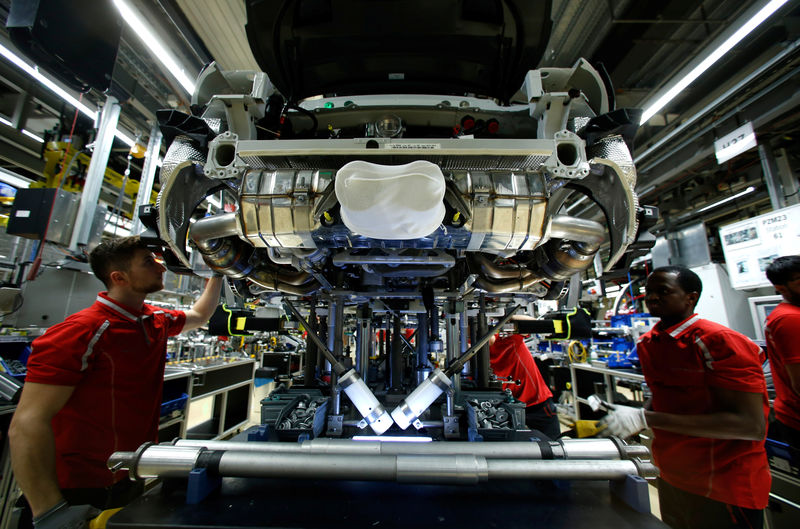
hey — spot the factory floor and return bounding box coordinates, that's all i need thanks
[239,381,664,521]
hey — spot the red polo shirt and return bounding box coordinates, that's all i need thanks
[637,314,770,509]
[26,293,185,489]
[765,302,800,431]
[490,335,552,407]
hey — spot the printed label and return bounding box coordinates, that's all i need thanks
[384,143,441,150]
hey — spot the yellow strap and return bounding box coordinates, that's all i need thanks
[88,507,124,529]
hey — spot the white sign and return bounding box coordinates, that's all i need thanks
[715,122,757,164]
[719,203,800,289]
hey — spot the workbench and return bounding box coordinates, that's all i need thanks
[108,475,668,528]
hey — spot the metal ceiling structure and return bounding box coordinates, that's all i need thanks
[0,0,798,259]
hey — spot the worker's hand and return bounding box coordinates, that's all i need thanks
[33,501,100,529]
[598,404,647,439]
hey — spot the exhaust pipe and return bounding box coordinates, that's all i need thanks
[190,214,321,295]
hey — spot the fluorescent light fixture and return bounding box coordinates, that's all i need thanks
[640,0,790,124]
[351,436,433,443]
[0,41,97,120]
[698,186,756,213]
[114,130,136,148]
[112,0,196,94]
[0,167,32,189]
[21,129,44,143]
[0,40,146,152]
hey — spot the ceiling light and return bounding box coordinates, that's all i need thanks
[112,0,196,94]
[114,130,136,148]
[698,186,756,213]
[0,41,97,120]
[21,129,44,143]
[0,40,142,150]
[0,167,32,189]
[0,116,12,127]
[640,0,790,124]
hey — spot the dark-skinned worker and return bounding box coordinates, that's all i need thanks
[9,236,223,528]
[600,265,770,529]
[765,255,800,448]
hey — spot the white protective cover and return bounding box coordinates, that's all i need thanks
[335,160,446,239]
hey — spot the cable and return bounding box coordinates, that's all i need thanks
[567,340,587,363]
[288,103,318,138]
[0,292,24,317]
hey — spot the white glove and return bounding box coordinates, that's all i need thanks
[599,404,647,438]
[33,501,100,529]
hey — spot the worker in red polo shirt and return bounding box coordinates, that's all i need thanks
[765,255,800,448]
[600,266,770,529]
[9,236,222,528]
[489,334,559,440]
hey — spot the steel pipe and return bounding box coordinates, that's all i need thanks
[472,253,530,280]
[189,213,239,249]
[112,445,657,483]
[173,438,647,461]
[486,459,657,480]
[190,214,320,293]
[548,215,605,247]
[473,274,542,294]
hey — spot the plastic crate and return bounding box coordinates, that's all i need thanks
[274,396,330,441]
[766,438,800,477]
[464,399,527,441]
[160,393,188,417]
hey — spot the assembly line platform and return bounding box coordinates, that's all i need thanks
[107,474,668,528]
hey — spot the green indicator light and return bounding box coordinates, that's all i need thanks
[324,102,334,109]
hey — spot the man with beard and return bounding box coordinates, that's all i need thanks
[765,255,800,448]
[600,266,770,529]
[9,236,222,527]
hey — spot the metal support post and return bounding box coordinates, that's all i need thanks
[443,386,459,439]
[566,272,582,309]
[70,95,121,251]
[415,311,430,385]
[317,316,328,373]
[326,305,336,377]
[356,305,371,380]
[131,125,163,234]
[469,316,478,381]
[303,301,318,385]
[477,294,490,388]
[429,305,441,352]
[328,298,344,435]
[775,147,800,206]
[390,316,404,392]
[459,306,469,378]
[760,142,785,210]
[383,318,392,389]
[445,304,461,392]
